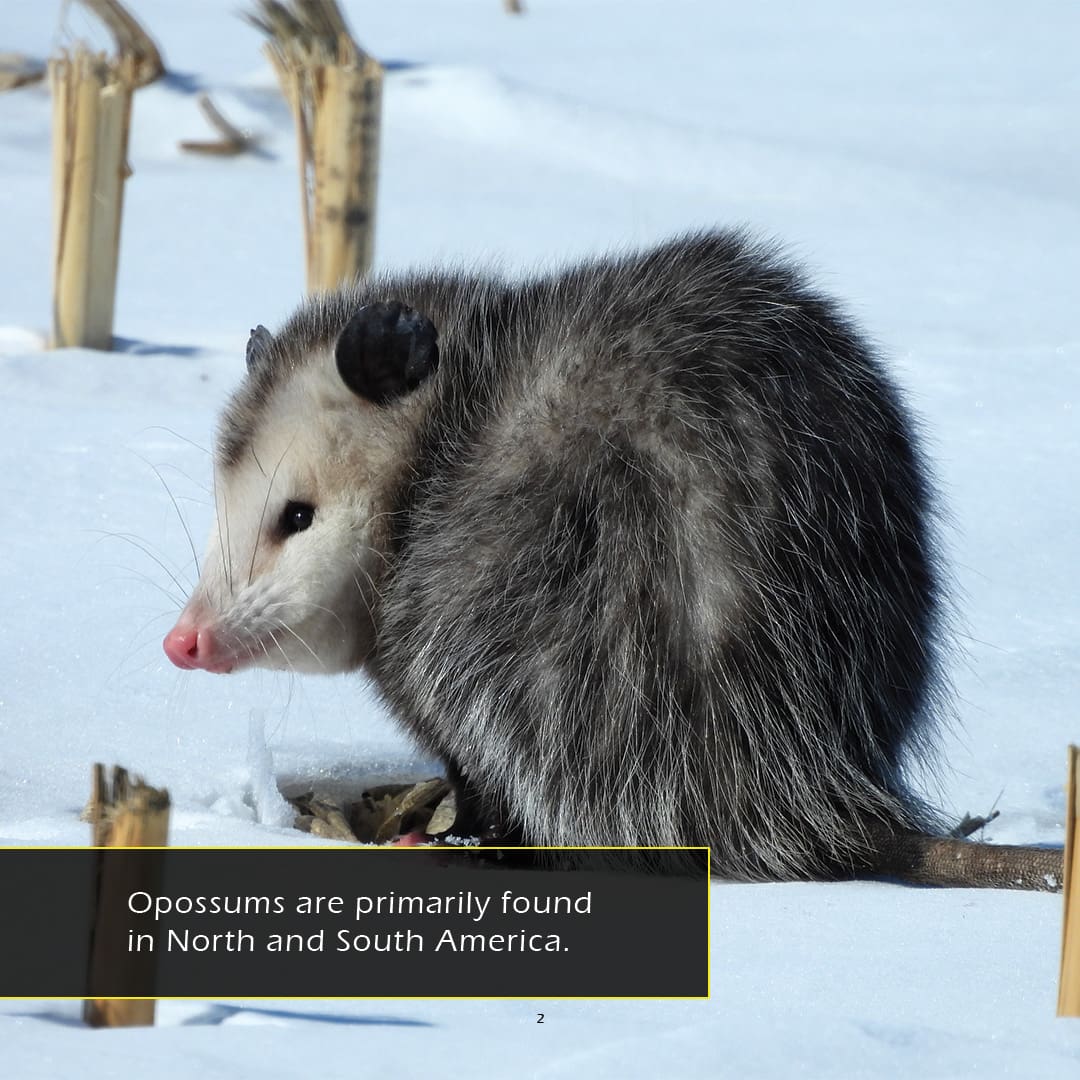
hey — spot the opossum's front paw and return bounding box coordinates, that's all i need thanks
[437,761,525,845]
[451,809,525,847]
[445,786,518,845]
[335,301,439,405]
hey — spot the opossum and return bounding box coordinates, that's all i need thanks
[163,230,1062,890]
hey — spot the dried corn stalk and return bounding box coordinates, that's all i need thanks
[247,0,383,290]
[179,93,260,156]
[83,764,171,1028]
[1059,745,1080,1016]
[0,52,46,92]
[74,0,165,88]
[49,48,137,349]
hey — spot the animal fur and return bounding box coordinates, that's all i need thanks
[164,230,1063,890]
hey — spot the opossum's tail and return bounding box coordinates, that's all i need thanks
[860,828,1063,892]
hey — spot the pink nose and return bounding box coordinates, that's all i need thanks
[163,623,234,673]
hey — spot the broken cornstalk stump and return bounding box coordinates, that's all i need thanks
[1059,745,1080,1017]
[49,47,137,350]
[83,764,170,1029]
[246,0,384,290]
[48,0,162,350]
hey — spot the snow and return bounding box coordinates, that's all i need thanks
[1,0,1078,1074]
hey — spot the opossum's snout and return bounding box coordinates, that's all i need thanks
[161,492,367,676]
[160,472,327,672]
[163,618,237,674]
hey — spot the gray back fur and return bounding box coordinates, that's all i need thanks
[239,230,947,881]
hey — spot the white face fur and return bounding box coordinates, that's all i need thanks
[174,349,409,675]
[164,300,440,676]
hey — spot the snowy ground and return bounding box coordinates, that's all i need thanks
[1,0,1079,1075]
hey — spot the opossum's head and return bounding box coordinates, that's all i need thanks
[163,300,439,675]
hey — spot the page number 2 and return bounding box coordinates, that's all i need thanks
[536,1013,545,1024]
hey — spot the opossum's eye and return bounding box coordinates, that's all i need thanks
[279,501,315,537]
[335,301,439,405]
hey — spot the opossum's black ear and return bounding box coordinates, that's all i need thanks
[335,302,440,405]
[246,325,274,372]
